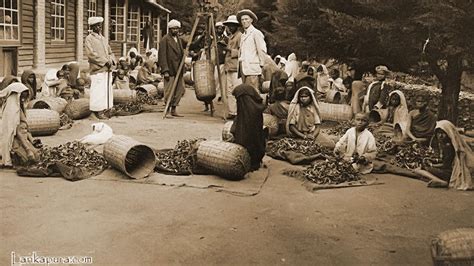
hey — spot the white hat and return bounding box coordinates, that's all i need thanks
[88,16,104,26]
[168,19,181,29]
[223,15,239,25]
[215,21,224,28]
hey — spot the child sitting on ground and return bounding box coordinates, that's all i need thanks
[286,86,321,140]
[334,113,377,174]
[112,69,130,90]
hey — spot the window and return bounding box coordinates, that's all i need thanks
[0,0,20,42]
[110,0,125,41]
[127,5,139,42]
[88,0,96,18]
[51,0,66,41]
[153,16,160,47]
[140,11,151,33]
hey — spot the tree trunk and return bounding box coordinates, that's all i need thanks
[437,57,463,125]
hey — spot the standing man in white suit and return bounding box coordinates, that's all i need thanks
[237,9,267,92]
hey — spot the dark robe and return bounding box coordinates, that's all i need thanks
[411,109,437,138]
[268,70,288,103]
[368,81,391,110]
[231,84,266,170]
[21,70,37,100]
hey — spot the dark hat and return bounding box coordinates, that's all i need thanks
[237,9,258,23]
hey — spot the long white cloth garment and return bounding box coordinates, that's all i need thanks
[334,127,377,174]
[89,72,113,111]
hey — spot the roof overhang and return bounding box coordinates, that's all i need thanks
[145,0,171,14]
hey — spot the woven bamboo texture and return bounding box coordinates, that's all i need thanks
[103,135,156,179]
[193,60,216,102]
[197,140,251,180]
[64,99,91,120]
[263,114,279,136]
[26,109,60,136]
[325,90,341,104]
[431,228,474,265]
[319,102,353,122]
[222,121,234,142]
[31,97,68,114]
[113,89,137,104]
[136,84,158,97]
[261,81,271,93]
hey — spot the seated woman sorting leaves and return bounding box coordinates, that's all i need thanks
[406,94,437,142]
[286,87,321,140]
[414,120,473,190]
[1,83,40,168]
[371,90,409,141]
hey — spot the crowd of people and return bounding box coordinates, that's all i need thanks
[0,9,472,190]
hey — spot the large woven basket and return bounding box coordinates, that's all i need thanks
[325,89,342,104]
[113,89,137,104]
[319,102,353,122]
[263,114,279,136]
[197,140,251,180]
[26,109,61,136]
[222,121,234,142]
[64,98,91,120]
[431,228,474,266]
[104,135,156,179]
[193,60,216,102]
[28,97,68,114]
[136,84,159,97]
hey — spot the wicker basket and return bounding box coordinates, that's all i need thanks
[369,109,389,123]
[325,89,341,104]
[64,98,92,120]
[222,121,234,142]
[319,102,353,122]
[136,84,158,97]
[28,97,68,114]
[26,109,61,136]
[193,60,216,102]
[431,228,474,266]
[113,89,137,104]
[197,140,251,180]
[263,114,279,136]
[261,81,271,94]
[104,135,156,179]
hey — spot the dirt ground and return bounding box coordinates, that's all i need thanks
[1,88,473,266]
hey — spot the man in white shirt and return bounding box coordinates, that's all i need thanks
[237,9,267,92]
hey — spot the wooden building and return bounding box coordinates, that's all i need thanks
[0,0,170,77]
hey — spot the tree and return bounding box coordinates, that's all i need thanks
[254,0,474,124]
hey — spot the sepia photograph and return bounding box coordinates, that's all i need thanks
[1,0,473,265]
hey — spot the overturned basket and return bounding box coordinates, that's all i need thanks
[431,228,474,266]
[196,140,251,181]
[26,109,61,136]
[136,84,159,97]
[113,89,137,104]
[28,97,69,114]
[319,102,353,122]
[64,98,91,120]
[104,135,156,179]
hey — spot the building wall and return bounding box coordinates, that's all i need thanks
[18,0,35,72]
[44,0,77,66]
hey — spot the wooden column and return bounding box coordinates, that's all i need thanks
[76,0,84,62]
[104,0,110,40]
[34,0,46,70]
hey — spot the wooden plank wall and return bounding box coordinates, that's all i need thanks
[18,0,35,72]
[45,0,77,66]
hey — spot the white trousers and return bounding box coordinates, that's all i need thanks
[90,71,113,112]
